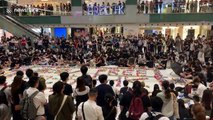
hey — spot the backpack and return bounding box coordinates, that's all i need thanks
[128,94,145,120]
[145,112,164,120]
[21,91,40,120]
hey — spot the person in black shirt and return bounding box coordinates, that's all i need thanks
[96,74,115,107]
[102,93,117,120]
[178,99,191,120]
[78,65,93,88]
[119,81,151,120]
[152,84,161,97]
[60,72,73,96]
[170,83,178,97]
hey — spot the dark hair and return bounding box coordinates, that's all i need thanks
[123,80,128,86]
[76,77,86,91]
[28,76,39,87]
[99,74,108,83]
[201,89,213,110]
[11,76,23,97]
[88,88,98,96]
[0,76,6,84]
[109,80,114,86]
[169,83,175,90]
[26,69,33,78]
[178,99,186,109]
[80,65,88,75]
[197,73,207,86]
[162,80,171,99]
[33,72,39,77]
[53,81,64,94]
[0,90,8,106]
[132,81,142,97]
[16,71,24,77]
[193,95,200,103]
[93,79,97,87]
[150,96,163,112]
[60,72,69,81]
[153,84,160,91]
[193,77,201,84]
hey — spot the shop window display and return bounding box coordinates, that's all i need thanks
[137,0,213,14]
[82,0,126,15]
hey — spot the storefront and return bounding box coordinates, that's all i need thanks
[137,0,213,14]
[138,24,212,39]
[31,27,51,36]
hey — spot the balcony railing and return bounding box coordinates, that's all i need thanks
[137,1,213,14]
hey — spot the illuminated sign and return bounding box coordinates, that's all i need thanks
[86,5,125,15]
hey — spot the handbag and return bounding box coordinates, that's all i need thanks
[54,95,68,120]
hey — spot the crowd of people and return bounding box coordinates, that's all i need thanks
[137,0,213,14]
[10,3,72,16]
[0,32,213,120]
[82,1,126,15]
[0,33,213,69]
[0,65,213,120]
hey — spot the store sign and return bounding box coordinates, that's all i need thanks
[87,5,125,15]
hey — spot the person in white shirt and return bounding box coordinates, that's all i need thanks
[77,88,104,120]
[190,76,207,98]
[140,96,169,120]
[24,76,46,120]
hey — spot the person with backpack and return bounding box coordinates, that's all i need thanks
[119,81,151,120]
[139,96,169,120]
[157,80,180,120]
[49,81,75,120]
[78,65,93,88]
[21,76,46,120]
[102,93,117,120]
[119,80,132,101]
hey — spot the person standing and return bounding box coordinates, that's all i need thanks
[78,66,93,88]
[60,72,73,96]
[77,88,104,120]
[96,74,115,107]
[23,76,46,120]
[11,76,27,120]
[49,81,75,120]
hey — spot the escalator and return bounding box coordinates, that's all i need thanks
[0,15,40,39]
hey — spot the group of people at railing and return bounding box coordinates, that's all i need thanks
[9,3,71,16]
[4,0,213,16]
[137,0,213,14]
